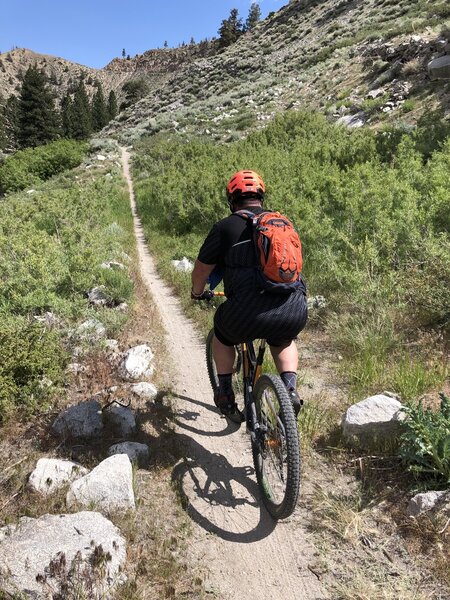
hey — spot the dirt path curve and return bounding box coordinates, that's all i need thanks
[122,148,328,600]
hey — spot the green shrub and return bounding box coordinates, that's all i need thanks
[0,163,134,420]
[133,110,450,401]
[0,139,86,195]
[399,394,450,484]
[0,318,68,422]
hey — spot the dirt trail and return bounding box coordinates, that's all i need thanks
[122,148,328,600]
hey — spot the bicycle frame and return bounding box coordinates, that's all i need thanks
[210,291,279,443]
[240,339,269,446]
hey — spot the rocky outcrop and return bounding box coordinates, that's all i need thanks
[172,256,194,272]
[407,491,450,517]
[428,55,450,80]
[108,442,149,465]
[0,512,126,598]
[87,286,111,306]
[131,381,158,402]
[28,458,88,496]
[342,394,405,440]
[104,405,137,437]
[67,454,135,511]
[119,344,154,380]
[52,400,103,439]
[75,318,107,342]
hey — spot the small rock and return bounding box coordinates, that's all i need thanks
[87,286,111,306]
[108,442,149,465]
[171,256,194,272]
[28,458,89,496]
[52,400,103,439]
[33,311,60,328]
[116,302,129,312]
[75,318,106,342]
[131,382,158,402]
[100,260,125,271]
[366,88,384,99]
[428,55,450,80]
[104,405,136,437]
[307,295,327,310]
[119,344,154,380]
[104,339,120,353]
[66,362,87,375]
[67,455,135,511]
[407,491,450,516]
[342,394,405,439]
[96,154,107,161]
[337,112,366,128]
[0,512,126,597]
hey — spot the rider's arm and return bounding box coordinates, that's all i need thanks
[191,260,216,297]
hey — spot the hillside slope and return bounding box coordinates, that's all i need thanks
[105,0,450,143]
[0,41,217,105]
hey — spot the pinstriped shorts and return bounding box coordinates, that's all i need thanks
[214,287,308,347]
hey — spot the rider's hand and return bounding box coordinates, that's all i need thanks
[191,289,214,301]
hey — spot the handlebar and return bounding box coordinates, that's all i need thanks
[192,290,225,301]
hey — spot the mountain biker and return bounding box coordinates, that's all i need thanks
[191,170,307,423]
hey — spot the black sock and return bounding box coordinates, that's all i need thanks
[281,371,297,392]
[218,373,233,396]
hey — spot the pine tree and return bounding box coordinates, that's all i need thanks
[218,8,243,48]
[70,80,92,139]
[164,41,168,48]
[107,90,118,120]
[1,95,20,151]
[245,3,261,32]
[91,82,109,131]
[121,79,148,109]
[18,66,59,148]
[122,48,126,58]
[60,94,74,138]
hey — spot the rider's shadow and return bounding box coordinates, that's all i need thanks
[169,406,277,542]
[171,393,241,438]
[137,390,277,541]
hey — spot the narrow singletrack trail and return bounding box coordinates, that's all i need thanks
[122,148,328,600]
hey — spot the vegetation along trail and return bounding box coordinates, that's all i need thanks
[121,147,327,600]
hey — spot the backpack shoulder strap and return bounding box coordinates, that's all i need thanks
[233,209,256,221]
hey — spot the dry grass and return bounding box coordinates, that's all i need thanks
[395,511,450,589]
[331,567,436,600]
[298,395,339,455]
[311,484,376,545]
[115,472,205,599]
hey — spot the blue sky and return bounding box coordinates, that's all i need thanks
[1,0,286,68]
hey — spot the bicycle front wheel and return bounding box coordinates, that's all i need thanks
[252,374,300,519]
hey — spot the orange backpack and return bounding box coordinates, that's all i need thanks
[236,210,303,293]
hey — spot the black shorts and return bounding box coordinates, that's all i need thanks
[214,287,308,347]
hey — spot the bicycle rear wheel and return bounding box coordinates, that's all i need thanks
[205,329,242,394]
[252,374,300,519]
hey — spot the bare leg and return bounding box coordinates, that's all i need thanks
[269,340,298,374]
[213,334,236,374]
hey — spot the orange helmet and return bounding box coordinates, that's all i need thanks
[226,170,265,205]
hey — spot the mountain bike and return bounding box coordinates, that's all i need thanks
[203,291,300,520]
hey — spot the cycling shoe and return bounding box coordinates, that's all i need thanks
[214,391,245,424]
[288,389,303,417]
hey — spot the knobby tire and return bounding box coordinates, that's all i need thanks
[252,374,300,520]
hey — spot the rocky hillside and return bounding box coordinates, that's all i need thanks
[0,41,217,105]
[104,0,450,144]
[0,48,125,102]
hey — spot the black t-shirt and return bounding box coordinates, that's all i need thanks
[198,207,265,266]
[198,207,265,297]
